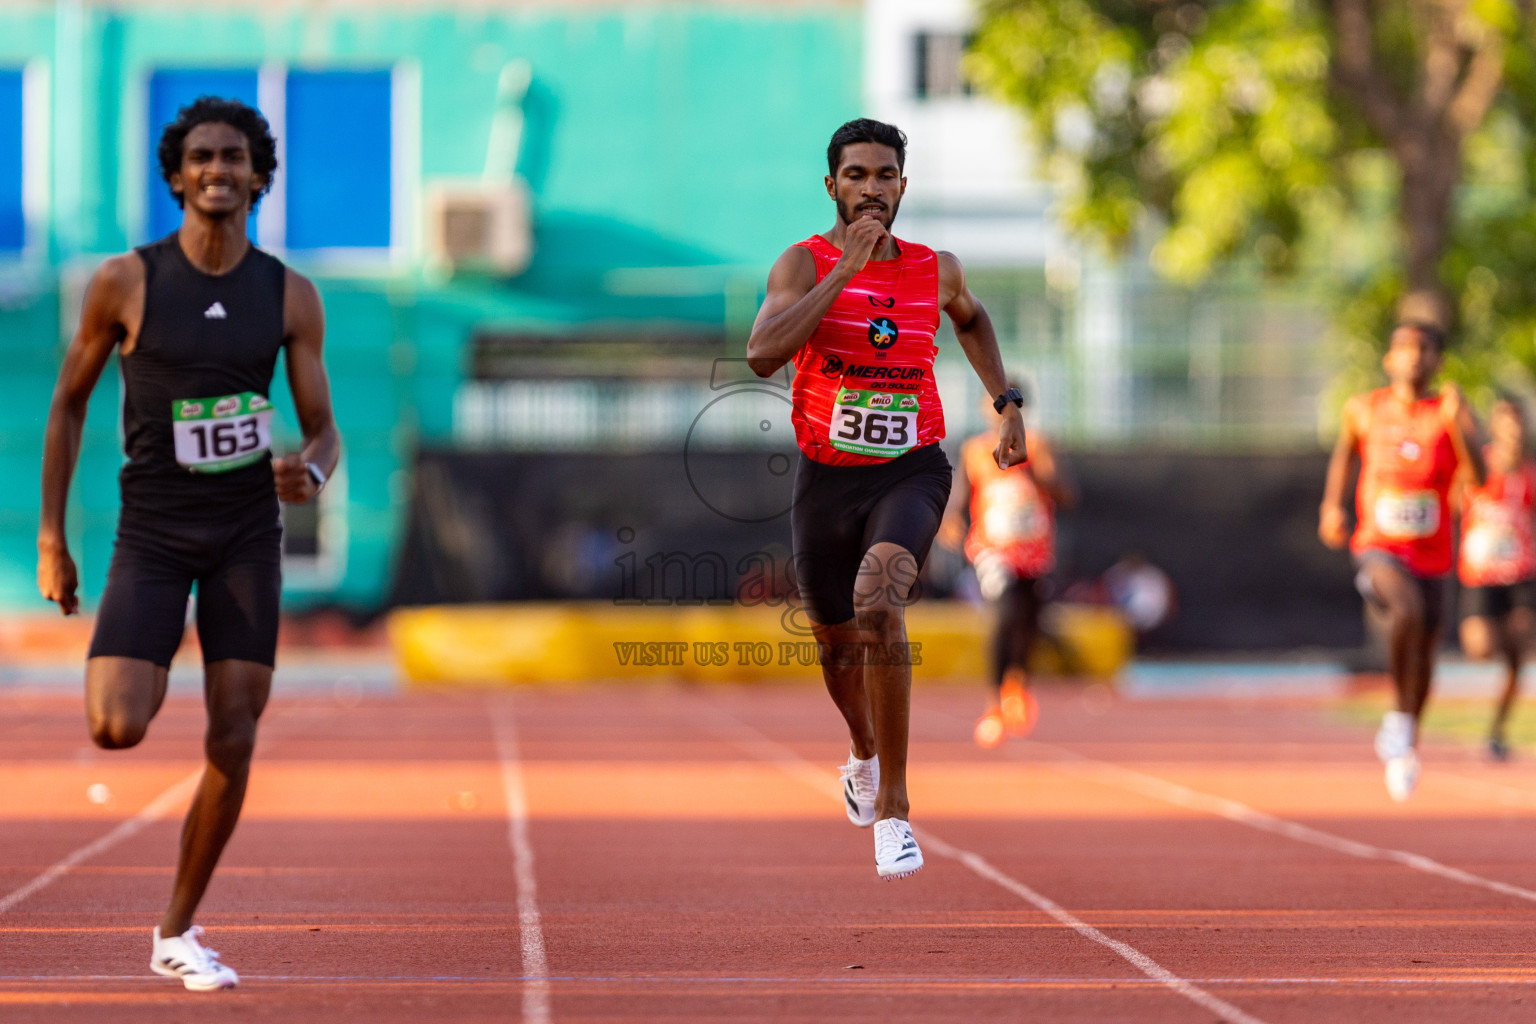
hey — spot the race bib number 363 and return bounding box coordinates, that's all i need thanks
[1373,489,1439,539]
[829,387,918,458]
[171,392,273,474]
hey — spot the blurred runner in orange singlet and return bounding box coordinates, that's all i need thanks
[1319,321,1483,801]
[940,383,1074,748]
[1457,397,1536,760]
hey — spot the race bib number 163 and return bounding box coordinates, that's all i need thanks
[830,387,919,458]
[171,392,274,474]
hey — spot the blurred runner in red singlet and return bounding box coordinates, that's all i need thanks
[940,383,1075,749]
[1457,397,1536,760]
[1319,321,1483,801]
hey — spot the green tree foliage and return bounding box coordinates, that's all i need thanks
[968,0,1535,395]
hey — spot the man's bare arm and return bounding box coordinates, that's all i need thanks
[1319,396,1363,549]
[745,219,891,377]
[1442,383,1486,487]
[937,454,971,551]
[1029,434,1077,509]
[939,252,1025,468]
[272,270,340,505]
[38,255,141,612]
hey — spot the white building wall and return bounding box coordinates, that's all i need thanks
[863,0,1058,267]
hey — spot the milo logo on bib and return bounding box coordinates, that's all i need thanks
[171,391,274,474]
[829,384,919,459]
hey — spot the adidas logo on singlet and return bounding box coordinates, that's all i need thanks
[204,302,227,320]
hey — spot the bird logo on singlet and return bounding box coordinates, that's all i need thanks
[867,317,898,351]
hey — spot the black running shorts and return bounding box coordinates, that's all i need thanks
[1460,580,1536,621]
[790,443,953,626]
[88,497,283,668]
[1353,548,1446,637]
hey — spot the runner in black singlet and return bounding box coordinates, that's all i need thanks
[37,97,340,991]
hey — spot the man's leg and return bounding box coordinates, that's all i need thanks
[160,659,271,937]
[852,541,920,823]
[1460,613,1497,660]
[85,657,169,749]
[1403,576,1444,739]
[1491,606,1531,747]
[1360,558,1430,731]
[812,619,876,761]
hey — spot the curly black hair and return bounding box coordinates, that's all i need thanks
[157,96,278,211]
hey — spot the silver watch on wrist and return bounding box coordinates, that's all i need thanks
[304,462,328,493]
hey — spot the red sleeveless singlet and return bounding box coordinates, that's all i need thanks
[1351,388,1458,577]
[962,432,1055,577]
[1459,453,1536,587]
[790,235,943,466]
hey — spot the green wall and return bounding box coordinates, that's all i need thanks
[0,3,862,613]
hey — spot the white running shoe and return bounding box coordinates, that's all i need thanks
[151,925,239,991]
[1374,711,1414,763]
[1385,750,1421,803]
[874,818,923,879]
[839,749,879,827]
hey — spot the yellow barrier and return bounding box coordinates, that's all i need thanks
[388,601,1132,687]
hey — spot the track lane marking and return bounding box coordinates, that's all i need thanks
[697,705,1270,1024]
[3,973,1536,986]
[1034,744,1536,905]
[0,770,201,915]
[0,703,337,917]
[492,700,552,1024]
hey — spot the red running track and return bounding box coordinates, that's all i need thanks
[3,680,1536,1022]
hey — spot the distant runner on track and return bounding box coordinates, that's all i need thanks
[940,382,1075,749]
[746,119,1027,878]
[1456,397,1536,761]
[1319,321,1482,801]
[36,97,340,990]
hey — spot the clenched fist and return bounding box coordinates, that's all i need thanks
[835,218,889,279]
[37,539,79,615]
[272,453,319,504]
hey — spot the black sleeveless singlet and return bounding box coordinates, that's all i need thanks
[119,233,287,518]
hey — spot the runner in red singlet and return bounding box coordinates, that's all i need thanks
[1319,321,1483,800]
[940,384,1075,749]
[746,119,1026,879]
[1457,398,1536,760]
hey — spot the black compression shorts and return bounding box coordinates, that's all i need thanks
[790,443,953,626]
[1353,548,1446,637]
[1460,580,1536,621]
[88,497,283,668]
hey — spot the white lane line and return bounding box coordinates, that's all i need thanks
[696,705,1270,1024]
[1036,746,1536,905]
[0,770,202,915]
[491,700,551,1024]
[919,833,1269,1023]
[3,973,1535,987]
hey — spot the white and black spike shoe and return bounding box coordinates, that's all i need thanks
[838,749,879,827]
[874,818,923,879]
[151,925,239,991]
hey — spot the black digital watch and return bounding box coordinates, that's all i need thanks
[993,386,1025,413]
